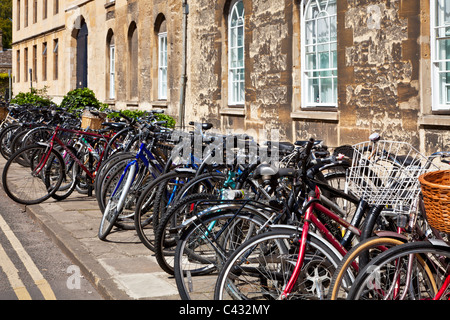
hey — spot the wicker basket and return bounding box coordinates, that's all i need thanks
[0,106,8,120]
[419,170,450,233]
[81,110,105,130]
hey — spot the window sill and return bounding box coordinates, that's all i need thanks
[220,107,245,116]
[104,0,115,8]
[152,100,168,108]
[291,110,339,121]
[419,114,450,127]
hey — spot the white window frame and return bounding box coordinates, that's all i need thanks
[158,32,168,100]
[228,0,245,106]
[109,44,115,99]
[431,0,450,111]
[301,0,337,108]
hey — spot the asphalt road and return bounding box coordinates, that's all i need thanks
[0,184,103,300]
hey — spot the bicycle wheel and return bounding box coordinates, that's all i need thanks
[151,170,197,231]
[171,171,226,204]
[214,226,343,300]
[95,152,135,211]
[98,161,137,240]
[174,209,272,300]
[134,170,196,252]
[2,144,64,205]
[0,124,22,160]
[50,146,78,201]
[347,240,449,300]
[154,193,218,275]
[328,236,406,300]
[103,127,134,159]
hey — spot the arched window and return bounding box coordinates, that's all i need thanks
[157,18,167,100]
[128,22,138,100]
[301,0,337,108]
[106,30,115,99]
[228,0,244,105]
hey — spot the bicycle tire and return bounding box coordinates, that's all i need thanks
[170,171,226,204]
[154,193,218,275]
[50,145,79,201]
[0,124,22,160]
[134,170,196,252]
[213,226,343,300]
[328,236,405,300]
[2,144,64,205]
[175,209,270,300]
[347,240,449,300]
[103,127,134,159]
[151,170,196,234]
[98,161,137,240]
[95,153,136,213]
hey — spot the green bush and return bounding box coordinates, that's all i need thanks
[10,87,52,107]
[60,88,108,112]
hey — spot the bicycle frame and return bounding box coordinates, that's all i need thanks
[280,186,364,299]
[110,141,165,199]
[37,126,111,181]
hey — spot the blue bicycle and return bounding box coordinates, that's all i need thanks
[98,130,167,240]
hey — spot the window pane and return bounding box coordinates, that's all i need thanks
[320,77,333,103]
[302,0,337,107]
[228,0,245,105]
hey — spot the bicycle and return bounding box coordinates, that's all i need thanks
[170,139,367,299]
[343,167,450,300]
[98,127,170,240]
[2,125,111,205]
[346,239,450,300]
[327,137,450,299]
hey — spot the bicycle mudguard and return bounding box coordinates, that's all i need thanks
[373,230,408,242]
[174,168,197,174]
[428,238,450,248]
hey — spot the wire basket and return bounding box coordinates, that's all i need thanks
[346,140,437,215]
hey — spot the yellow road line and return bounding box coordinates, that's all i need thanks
[0,241,32,300]
[0,215,56,300]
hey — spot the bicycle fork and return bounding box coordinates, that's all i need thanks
[113,161,138,213]
[280,191,316,300]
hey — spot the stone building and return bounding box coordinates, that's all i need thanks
[10,0,450,153]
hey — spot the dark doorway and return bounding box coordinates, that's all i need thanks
[76,21,88,89]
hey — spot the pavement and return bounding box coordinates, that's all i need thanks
[0,157,181,300]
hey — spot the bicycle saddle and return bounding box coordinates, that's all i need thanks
[295,140,323,147]
[264,141,295,153]
[101,122,127,130]
[253,164,295,179]
[189,121,213,131]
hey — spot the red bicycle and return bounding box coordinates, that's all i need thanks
[2,125,112,205]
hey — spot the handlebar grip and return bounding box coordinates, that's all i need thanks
[302,138,315,174]
[119,111,133,123]
[304,138,315,157]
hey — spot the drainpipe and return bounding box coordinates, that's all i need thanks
[179,0,188,128]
